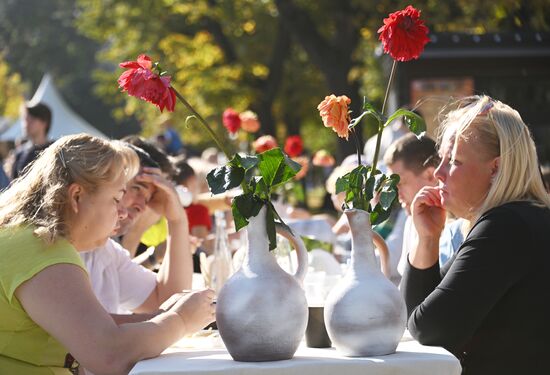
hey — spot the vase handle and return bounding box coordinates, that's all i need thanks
[275,223,308,283]
[372,231,391,278]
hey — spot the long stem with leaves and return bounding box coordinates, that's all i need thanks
[371,60,398,172]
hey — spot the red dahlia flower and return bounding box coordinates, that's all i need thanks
[222,108,241,134]
[284,135,303,157]
[118,54,176,112]
[253,135,278,154]
[377,5,430,62]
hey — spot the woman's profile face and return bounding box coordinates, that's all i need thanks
[434,127,497,220]
[69,171,128,250]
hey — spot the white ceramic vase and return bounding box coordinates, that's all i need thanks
[324,208,406,356]
[216,206,309,361]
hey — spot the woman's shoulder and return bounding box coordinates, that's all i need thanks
[0,225,79,266]
[0,225,83,302]
[0,225,39,247]
[474,201,550,239]
[482,201,549,221]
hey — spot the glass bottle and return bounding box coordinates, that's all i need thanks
[211,210,234,294]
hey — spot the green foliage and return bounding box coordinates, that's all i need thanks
[336,165,401,225]
[0,58,27,118]
[0,0,137,138]
[336,96,422,225]
[300,236,333,253]
[2,0,548,150]
[206,147,300,249]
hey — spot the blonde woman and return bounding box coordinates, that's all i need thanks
[0,134,215,375]
[402,96,550,375]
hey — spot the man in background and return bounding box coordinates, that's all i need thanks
[10,102,52,179]
[383,133,463,285]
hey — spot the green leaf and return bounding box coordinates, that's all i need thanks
[335,174,350,194]
[231,194,264,231]
[379,188,397,210]
[345,189,356,204]
[266,203,277,250]
[373,173,387,192]
[362,99,386,123]
[388,173,400,186]
[232,154,259,171]
[252,176,269,198]
[257,147,300,188]
[378,173,400,210]
[232,200,248,232]
[370,203,393,226]
[206,164,245,194]
[364,173,376,201]
[348,166,365,190]
[383,109,426,135]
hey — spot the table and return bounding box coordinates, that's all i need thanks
[130,332,461,375]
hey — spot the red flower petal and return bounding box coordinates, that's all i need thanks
[378,5,430,62]
[137,54,153,69]
[284,135,303,157]
[117,55,176,112]
[222,108,242,134]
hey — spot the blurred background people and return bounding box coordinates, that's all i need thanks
[383,133,463,285]
[10,102,52,180]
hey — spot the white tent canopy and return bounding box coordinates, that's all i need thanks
[0,74,107,141]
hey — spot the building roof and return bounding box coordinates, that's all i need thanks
[420,32,550,59]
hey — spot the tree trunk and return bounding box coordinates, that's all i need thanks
[274,0,363,160]
[251,21,291,136]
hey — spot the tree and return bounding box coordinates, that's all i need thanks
[0,56,27,119]
[77,0,303,150]
[0,0,140,138]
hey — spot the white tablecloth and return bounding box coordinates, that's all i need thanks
[130,334,461,375]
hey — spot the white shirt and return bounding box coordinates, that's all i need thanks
[397,216,465,281]
[383,209,407,285]
[80,239,157,314]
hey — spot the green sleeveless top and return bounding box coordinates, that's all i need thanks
[0,226,86,375]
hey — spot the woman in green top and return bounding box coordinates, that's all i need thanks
[0,134,215,375]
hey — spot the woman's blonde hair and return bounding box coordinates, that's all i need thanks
[438,95,550,221]
[0,134,139,243]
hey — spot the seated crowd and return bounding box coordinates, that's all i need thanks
[0,95,549,375]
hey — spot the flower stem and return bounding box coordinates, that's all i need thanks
[352,128,362,166]
[172,88,249,194]
[381,60,397,115]
[372,60,398,172]
[172,88,232,160]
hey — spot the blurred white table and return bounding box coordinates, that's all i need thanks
[130,333,461,375]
